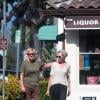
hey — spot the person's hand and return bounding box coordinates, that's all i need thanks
[44,63,51,68]
[46,90,49,96]
[67,90,70,96]
[21,86,25,92]
[67,87,71,96]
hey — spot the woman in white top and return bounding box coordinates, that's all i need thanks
[46,50,71,100]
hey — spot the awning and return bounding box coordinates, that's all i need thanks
[38,25,58,40]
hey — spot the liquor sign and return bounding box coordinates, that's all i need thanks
[0,38,7,50]
[65,16,100,30]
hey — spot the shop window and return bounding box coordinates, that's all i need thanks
[79,30,100,84]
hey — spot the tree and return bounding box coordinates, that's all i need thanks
[12,0,45,53]
[1,0,62,62]
[0,0,47,60]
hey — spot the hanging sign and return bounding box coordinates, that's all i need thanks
[15,30,21,43]
[65,16,100,30]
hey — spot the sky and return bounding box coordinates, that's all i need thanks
[7,3,15,30]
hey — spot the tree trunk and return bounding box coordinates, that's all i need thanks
[30,23,42,60]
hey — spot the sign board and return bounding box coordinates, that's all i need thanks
[15,30,21,43]
[0,38,7,50]
[65,16,100,30]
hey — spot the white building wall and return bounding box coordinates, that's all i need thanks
[56,18,64,51]
[65,30,100,100]
[65,30,79,100]
[56,16,100,100]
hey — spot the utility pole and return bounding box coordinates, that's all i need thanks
[2,1,7,100]
[15,30,21,78]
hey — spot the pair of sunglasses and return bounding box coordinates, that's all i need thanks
[27,53,35,56]
[56,56,62,58]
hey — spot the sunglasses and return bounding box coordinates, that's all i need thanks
[27,53,35,56]
[56,56,62,58]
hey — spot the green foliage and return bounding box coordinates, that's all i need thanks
[39,80,50,100]
[7,48,16,66]
[5,75,24,100]
[11,25,17,43]
[0,75,24,100]
[41,42,56,78]
[0,75,49,100]
[0,0,3,3]
[42,46,51,63]
[42,42,56,63]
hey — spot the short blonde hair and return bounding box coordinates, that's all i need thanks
[27,47,36,54]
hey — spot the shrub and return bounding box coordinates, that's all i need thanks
[5,74,24,100]
[39,80,50,100]
[0,80,8,100]
[0,75,50,100]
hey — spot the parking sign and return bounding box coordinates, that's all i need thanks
[15,30,21,43]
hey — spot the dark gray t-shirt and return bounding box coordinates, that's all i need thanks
[20,60,43,88]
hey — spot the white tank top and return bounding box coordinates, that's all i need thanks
[50,62,70,86]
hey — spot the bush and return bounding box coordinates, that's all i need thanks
[5,74,24,100]
[0,74,24,100]
[39,80,50,100]
[0,75,50,100]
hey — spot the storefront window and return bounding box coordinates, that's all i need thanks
[79,30,100,84]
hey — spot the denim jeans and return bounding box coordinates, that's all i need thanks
[50,84,67,100]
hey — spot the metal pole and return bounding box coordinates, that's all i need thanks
[15,30,21,78]
[3,0,6,39]
[2,1,6,100]
[16,43,20,78]
[2,51,6,100]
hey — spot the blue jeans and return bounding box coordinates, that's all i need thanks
[50,84,67,100]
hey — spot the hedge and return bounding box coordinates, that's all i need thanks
[0,74,50,100]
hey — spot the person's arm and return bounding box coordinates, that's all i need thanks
[20,72,25,92]
[46,76,52,96]
[67,64,71,96]
[44,63,52,68]
[46,62,53,96]
[20,61,25,92]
